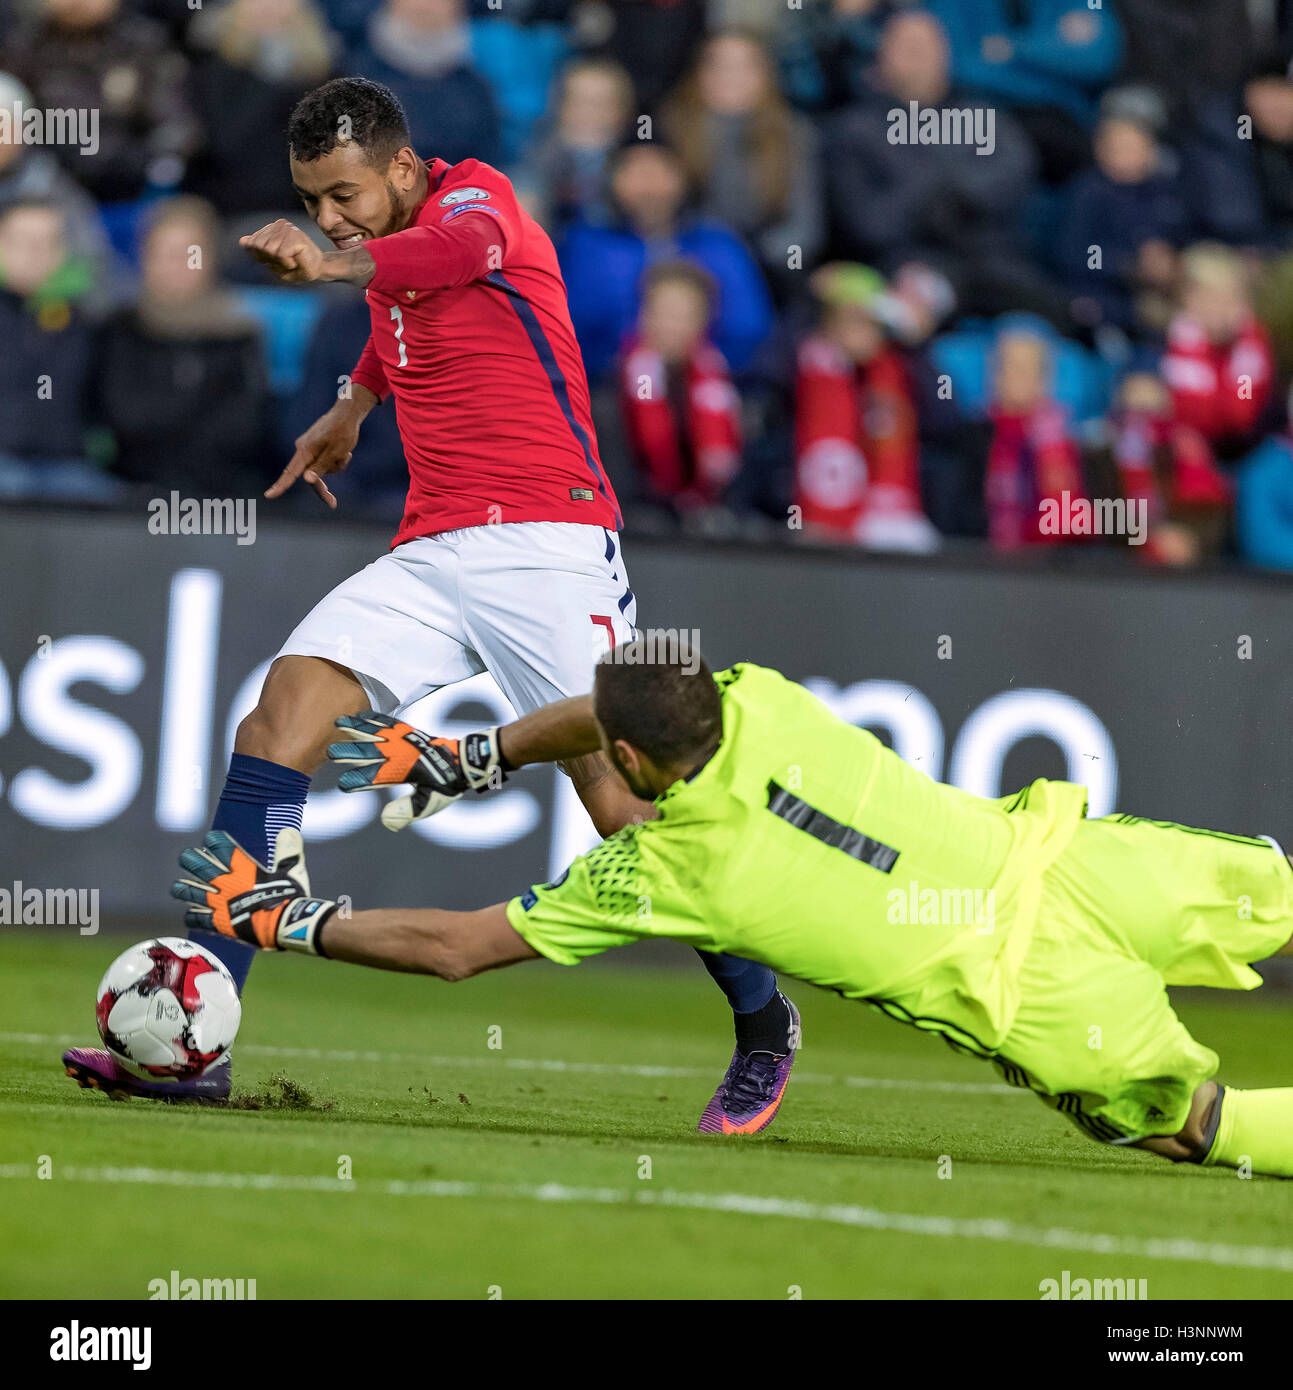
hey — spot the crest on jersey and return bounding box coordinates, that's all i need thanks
[440,187,491,206]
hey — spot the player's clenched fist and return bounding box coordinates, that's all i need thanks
[329,713,511,831]
[239,218,326,284]
[171,829,337,954]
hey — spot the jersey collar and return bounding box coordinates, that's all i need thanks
[406,158,450,227]
[681,745,719,784]
[656,737,724,808]
[426,157,451,192]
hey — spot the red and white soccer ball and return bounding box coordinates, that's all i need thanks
[95,937,241,1079]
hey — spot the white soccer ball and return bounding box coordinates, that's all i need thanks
[95,937,241,1079]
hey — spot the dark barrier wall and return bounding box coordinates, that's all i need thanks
[1,510,1290,914]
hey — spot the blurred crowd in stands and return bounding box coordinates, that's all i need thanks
[3,0,1293,570]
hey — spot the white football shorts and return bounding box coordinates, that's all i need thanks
[275,521,638,717]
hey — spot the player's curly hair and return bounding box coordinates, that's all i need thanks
[288,77,412,168]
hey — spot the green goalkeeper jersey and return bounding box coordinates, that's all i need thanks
[505,663,1090,1053]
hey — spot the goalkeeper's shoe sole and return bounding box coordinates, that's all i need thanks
[62,1047,231,1103]
[697,997,800,1135]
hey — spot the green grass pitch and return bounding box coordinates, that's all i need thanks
[3,932,1291,1300]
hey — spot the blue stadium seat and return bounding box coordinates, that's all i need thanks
[1237,435,1293,571]
[98,194,164,265]
[232,287,328,396]
[930,319,1114,425]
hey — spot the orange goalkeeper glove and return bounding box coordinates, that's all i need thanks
[170,828,337,954]
[328,712,510,831]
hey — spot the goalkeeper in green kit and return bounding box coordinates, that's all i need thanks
[172,641,1293,1172]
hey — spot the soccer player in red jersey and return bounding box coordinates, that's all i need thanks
[63,78,798,1131]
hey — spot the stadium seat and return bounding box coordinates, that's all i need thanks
[1237,435,1293,572]
[232,287,328,397]
[98,194,165,265]
[931,319,1115,425]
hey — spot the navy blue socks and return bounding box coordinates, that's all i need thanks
[695,950,779,1020]
[196,753,311,992]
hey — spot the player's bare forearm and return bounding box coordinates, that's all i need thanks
[342,383,380,418]
[240,220,373,287]
[319,245,376,287]
[497,695,603,768]
[321,902,539,981]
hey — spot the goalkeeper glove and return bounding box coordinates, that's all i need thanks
[328,712,510,831]
[170,828,337,954]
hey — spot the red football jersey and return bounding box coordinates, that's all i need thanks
[350,157,621,546]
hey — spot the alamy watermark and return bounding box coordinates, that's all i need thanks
[50,1323,150,1370]
[887,101,996,156]
[147,492,256,545]
[1039,493,1147,545]
[0,881,98,934]
[0,101,98,156]
[1039,1269,1148,1300]
[147,1270,257,1300]
[599,627,701,676]
[887,881,995,935]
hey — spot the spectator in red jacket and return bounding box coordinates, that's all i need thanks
[792,262,938,552]
[619,260,742,520]
[1096,369,1232,565]
[1161,243,1274,460]
[985,319,1086,550]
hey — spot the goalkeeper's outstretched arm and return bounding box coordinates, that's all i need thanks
[171,828,548,980]
[321,902,541,981]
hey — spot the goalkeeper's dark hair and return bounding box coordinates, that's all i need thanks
[593,642,721,768]
[288,77,411,167]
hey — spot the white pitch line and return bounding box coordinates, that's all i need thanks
[2,1163,1290,1273]
[0,1032,1015,1096]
